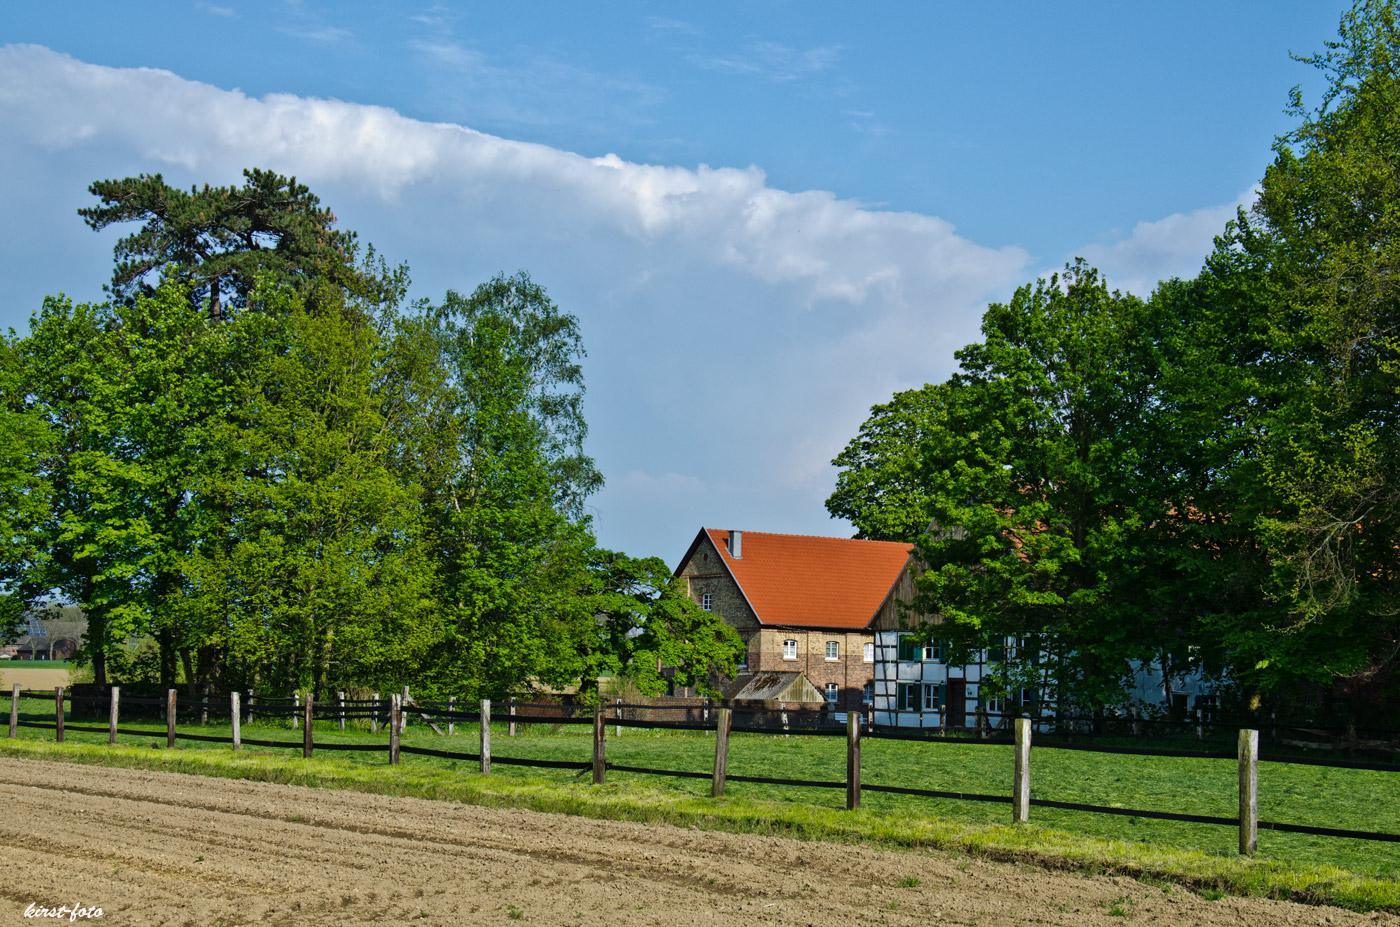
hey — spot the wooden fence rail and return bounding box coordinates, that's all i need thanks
[7,689,1385,854]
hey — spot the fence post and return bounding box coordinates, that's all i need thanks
[54,686,64,743]
[711,707,732,798]
[8,683,18,738]
[447,696,456,737]
[1130,705,1140,737]
[247,688,255,724]
[846,710,862,811]
[389,694,401,765]
[401,686,410,734]
[592,703,606,785]
[108,686,119,745]
[338,691,346,732]
[1013,717,1031,824]
[615,697,622,737]
[1196,707,1204,742]
[231,692,241,751]
[1239,728,1258,855]
[509,697,516,736]
[479,699,491,775]
[303,692,314,759]
[166,689,177,749]
[291,692,299,730]
[780,701,789,736]
[370,692,380,734]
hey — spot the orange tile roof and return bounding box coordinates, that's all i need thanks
[698,528,914,629]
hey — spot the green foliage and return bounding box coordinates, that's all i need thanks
[80,168,404,320]
[829,3,1400,720]
[587,551,744,697]
[183,282,434,695]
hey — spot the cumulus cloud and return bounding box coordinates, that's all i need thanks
[1071,188,1258,297]
[0,43,1029,556]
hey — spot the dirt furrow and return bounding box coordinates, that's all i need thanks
[1,757,1389,926]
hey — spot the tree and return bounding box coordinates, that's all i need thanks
[397,278,601,698]
[80,168,400,321]
[831,263,1177,712]
[12,286,230,687]
[1190,0,1400,709]
[183,282,434,697]
[0,333,54,638]
[586,551,743,698]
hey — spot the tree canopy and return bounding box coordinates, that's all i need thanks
[2,171,741,700]
[829,1,1400,723]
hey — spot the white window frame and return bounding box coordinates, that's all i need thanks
[825,641,839,661]
[782,639,798,661]
[824,683,838,703]
[863,641,874,663]
[923,684,940,711]
[700,592,712,611]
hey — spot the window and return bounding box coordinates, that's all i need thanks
[863,641,874,663]
[825,683,838,703]
[987,639,1006,663]
[825,641,839,661]
[782,639,798,661]
[897,635,918,662]
[985,694,1005,715]
[897,682,918,712]
[923,683,941,711]
[922,640,944,663]
[862,682,874,704]
[701,593,712,611]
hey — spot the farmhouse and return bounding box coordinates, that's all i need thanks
[674,528,913,710]
[677,527,1215,728]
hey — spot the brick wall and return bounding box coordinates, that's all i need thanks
[751,628,874,710]
[677,532,876,710]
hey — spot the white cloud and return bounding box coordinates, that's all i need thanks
[0,43,1029,556]
[1071,188,1258,297]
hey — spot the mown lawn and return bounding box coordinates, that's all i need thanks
[11,694,1400,884]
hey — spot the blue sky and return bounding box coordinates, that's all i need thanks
[0,2,1348,561]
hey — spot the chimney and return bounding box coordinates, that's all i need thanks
[727,530,742,559]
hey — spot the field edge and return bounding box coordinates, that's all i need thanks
[0,738,1394,914]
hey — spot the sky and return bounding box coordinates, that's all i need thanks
[0,2,1350,563]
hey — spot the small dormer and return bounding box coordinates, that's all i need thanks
[726,530,742,559]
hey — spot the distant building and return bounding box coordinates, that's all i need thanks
[674,528,913,710]
[676,526,1214,727]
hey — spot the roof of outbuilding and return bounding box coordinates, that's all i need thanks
[683,528,914,630]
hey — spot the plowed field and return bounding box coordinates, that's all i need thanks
[0,757,1388,926]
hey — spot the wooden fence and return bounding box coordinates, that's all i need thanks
[9,684,1400,856]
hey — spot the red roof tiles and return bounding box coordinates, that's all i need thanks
[695,528,913,629]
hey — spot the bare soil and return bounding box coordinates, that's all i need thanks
[0,757,1389,927]
[0,667,71,690]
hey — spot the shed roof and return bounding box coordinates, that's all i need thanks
[682,528,914,630]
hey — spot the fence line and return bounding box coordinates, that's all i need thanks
[7,687,1400,851]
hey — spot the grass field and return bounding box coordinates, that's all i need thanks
[7,695,1400,910]
[0,660,72,669]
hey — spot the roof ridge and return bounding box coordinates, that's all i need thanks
[706,527,912,547]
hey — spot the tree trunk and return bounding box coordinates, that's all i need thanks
[158,628,178,689]
[180,648,196,698]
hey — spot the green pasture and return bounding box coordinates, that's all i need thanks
[7,694,1400,909]
[1,660,73,669]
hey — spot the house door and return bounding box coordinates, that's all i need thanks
[945,679,967,728]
